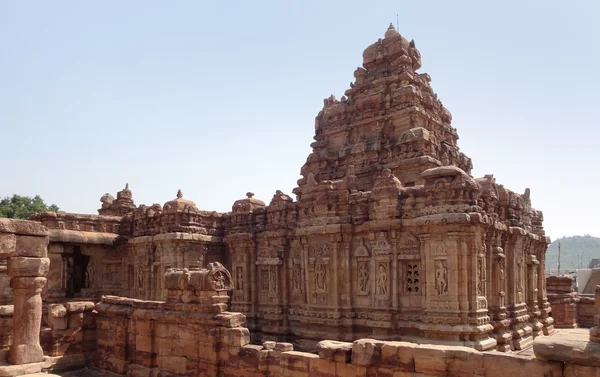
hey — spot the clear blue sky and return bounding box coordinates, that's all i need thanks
[1,1,598,240]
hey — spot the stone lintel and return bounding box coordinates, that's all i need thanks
[294,224,343,237]
[404,213,472,227]
[129,232,221,244]
[48,229,119,245]
[0,219,48,237]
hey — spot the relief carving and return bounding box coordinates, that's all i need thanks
[376,264,389,296]
[435,259,448,295]
[358,261,370,294]
[292,263,303,293]
[236,267,243,291]
[373,232,391,255]
[315,264,327,293]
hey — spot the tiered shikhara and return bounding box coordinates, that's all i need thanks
[30,24,553,352]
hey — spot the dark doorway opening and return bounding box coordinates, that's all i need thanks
[66,246,89,298]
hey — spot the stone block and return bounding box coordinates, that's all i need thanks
[380,341,415,372]
[157,355,187,375]
[351,339,383,366]
[308,357,336,377]
[65,301,95,313]
[7,257,49,277]
[238,345,264,370]
[563,363,600,377]
[68,313,84,329]
[281,351,317,377]
[222,327,250,347]
[263,341,276,350]
[533,336,600,367]
[335,362,367,377]
[15,236,47,258]
[0,219,48,237]
[316,340,352,363]
[412,345,449,376]
[274,342,294,352]
[0,234,16,258]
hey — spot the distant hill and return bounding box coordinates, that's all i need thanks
[545,235,600,274]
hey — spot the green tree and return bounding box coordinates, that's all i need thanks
[0,194,60,220]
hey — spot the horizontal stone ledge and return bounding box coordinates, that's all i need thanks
[0,305,14,316]
[294,224,344,236]
[128,232,222,244]
[49,229,120,245]
[403,213,472,227]
[0,218,48,237]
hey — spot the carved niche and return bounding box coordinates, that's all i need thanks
[428,233,450,308]
[373,232,392,307]
[256,239,283,304]
[398,232,421,295]
[354,237,370,296]
[290,246,303,296]
[309,243,331,305]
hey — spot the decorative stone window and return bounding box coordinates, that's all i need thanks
[405,262,420,293]
[260,268,270,292]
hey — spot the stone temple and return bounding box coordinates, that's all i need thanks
[28,23,551,352]
[5,24,595,377]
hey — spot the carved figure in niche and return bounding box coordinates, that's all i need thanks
[86,262,94,288]
[532,267,538,292]
[435,260,448,295]
[269,266,277,294]
[137,265,144,289]
[358,262,369,293]
[292,263,302,293]
[212,270,227,290]
[377,264,388,296]
[315,264,327,292]
[236,267,243,291]
[498,260,505,295]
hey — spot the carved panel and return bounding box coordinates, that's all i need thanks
[373,232,391,255]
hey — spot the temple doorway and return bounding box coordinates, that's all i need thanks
[65,246,89,298]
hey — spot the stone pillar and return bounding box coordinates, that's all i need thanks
[546,276,578,329]
[589,285,600,342]
[0,219,50,365]
[8,273,47,364]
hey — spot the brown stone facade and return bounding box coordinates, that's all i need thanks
[24,24,554,353]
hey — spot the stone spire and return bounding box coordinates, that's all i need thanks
[98,183,136,216]
[295,23,473,195]
[384,22,398,38]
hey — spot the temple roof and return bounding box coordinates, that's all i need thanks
[162,189,199,214]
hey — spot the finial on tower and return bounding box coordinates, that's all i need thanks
[385,22,398,38]
[177,189,183,199]
[125,183,129,190]
[246,192,254,198]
